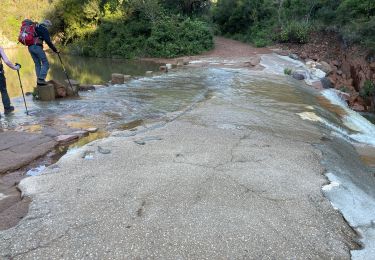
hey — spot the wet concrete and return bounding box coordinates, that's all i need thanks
[0,67,359,259]
[0,126,119,231]
[1,51,374,257]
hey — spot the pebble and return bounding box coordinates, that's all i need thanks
[98,146,111,154]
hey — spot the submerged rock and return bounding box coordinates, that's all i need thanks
[245,56,261,67]
[321,77,334,89]
[159,66,168,72]
[87,128,99,133]
[55,134,79,144]
[79,85,96,91]
[98,146,111,154]
[289,53,300,60]
[292,71,306,80]
[111,74,125,84]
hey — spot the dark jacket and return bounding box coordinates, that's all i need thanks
[35,24,58,53]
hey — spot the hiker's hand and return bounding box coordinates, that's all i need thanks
[55,50,60,54]
[15,63,21,70]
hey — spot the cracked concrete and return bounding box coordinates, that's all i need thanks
[0,80,358,259]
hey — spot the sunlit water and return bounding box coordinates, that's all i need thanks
[1,51,375,257]
[2,48,161,98]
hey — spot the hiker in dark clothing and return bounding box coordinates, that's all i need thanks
[0,46,21,115]
[28,19,59,85]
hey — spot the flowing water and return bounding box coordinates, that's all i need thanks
[1,50,375,257]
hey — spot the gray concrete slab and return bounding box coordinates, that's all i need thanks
[0,96,357,259]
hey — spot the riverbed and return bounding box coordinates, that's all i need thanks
[1,48,375,258]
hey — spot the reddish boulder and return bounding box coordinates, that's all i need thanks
[332,60,340,67]
[48,80,67,98]
[352,102,365,112]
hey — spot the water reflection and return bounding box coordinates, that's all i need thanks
[3,48,161,98]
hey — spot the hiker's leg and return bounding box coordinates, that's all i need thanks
[28,45,42,79]
[35,47,49,80]
[0,73,12,110]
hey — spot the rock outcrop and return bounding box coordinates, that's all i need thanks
[278,32,375,112]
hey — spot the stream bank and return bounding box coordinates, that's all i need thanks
[276,31,375,113]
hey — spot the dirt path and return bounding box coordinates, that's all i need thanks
[142,37,271,65]
[198,37,271,58]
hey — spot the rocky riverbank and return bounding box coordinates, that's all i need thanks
[276,32,375,112]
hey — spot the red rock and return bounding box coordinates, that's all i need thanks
[345,78,353,86]
[352,102,365,112]
[159,66,168,72]
[328,74,337,85]
[300,52,307,59]
[332,60,339,67]
[47,80,67,98]
[370,62,375,69]
[341,60,351,75]
[358,71,367,88]
[332,89,351,101]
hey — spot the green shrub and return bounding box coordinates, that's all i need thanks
[146,18,213,58]
[279,21,310,44]
[359,80,375,98]
[339,86,350,93]
[284,68,292,75]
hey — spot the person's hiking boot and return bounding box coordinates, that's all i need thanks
[4,106,15,115]
[37,78,47,85]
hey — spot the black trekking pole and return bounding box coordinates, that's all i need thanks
[15,64,29,115]
[57,52,77,96]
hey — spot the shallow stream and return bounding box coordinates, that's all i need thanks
[1,50,375,258]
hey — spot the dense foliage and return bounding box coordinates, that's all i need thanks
[45,0,214,58]
[1,0,52,46]
[212,0,375,50]
[2,0,375,57]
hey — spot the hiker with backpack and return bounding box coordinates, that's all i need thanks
[0,46,21,115]
[19,19,59,86]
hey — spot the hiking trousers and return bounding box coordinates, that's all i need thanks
[28,45,49,80]
[0,71,12,110]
